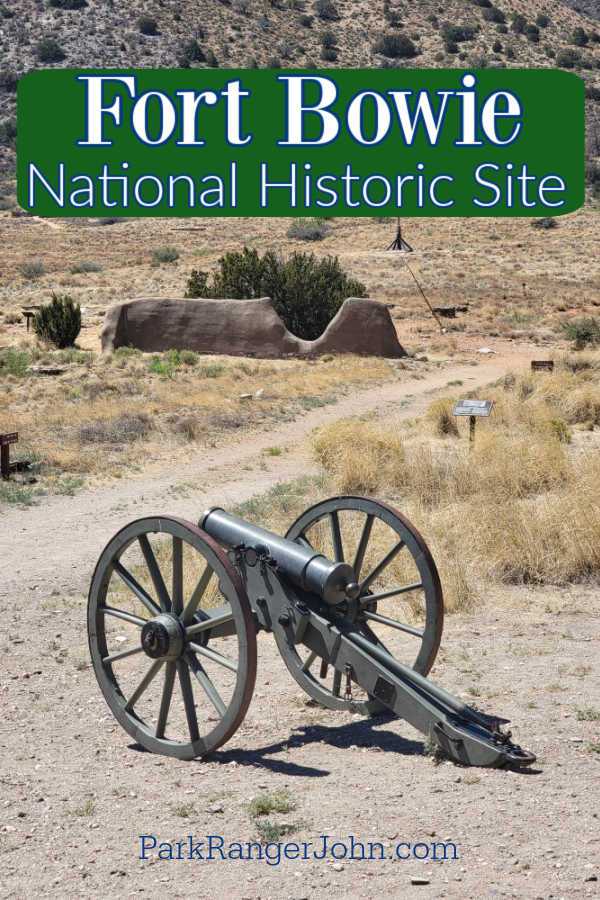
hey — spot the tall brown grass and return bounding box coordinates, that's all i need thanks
[312,354,600,612]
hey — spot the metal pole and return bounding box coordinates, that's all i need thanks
[1,443,9,479]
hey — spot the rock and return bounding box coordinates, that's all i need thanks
[206,801,224,813]
[410,876,430,885]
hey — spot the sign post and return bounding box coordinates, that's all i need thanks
[453,400,493,445]
[0,432,18,479]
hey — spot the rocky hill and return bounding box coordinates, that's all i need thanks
[1,0,599,189]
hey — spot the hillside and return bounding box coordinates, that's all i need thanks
[1,0,599,190]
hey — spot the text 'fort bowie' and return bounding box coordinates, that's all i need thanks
[77,73,523,148]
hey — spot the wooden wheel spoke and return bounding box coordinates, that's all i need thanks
[362,610,424,638]
[112,560,161,618]
[102,606,148,627]
[186,652,227,718]
[125,658,164,711]
[301,650,317,673]
[359,540,405,594]
[138,535,171,613]
[102,644,145,664]
[329,510,344,562]
[182,564,213,624]
[188,641,237,673]
[177,659,200,743]
[172,537,183,615]
[156,662,176,738]
[353,513,374,580]
[361,582,423,605]
[186,606,234,637]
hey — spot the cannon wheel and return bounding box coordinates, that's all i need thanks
[88,516,256,759]
[283,496,444,713]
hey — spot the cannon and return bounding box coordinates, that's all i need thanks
[88,496,535,767]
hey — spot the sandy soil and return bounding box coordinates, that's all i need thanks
[1,343,599,899]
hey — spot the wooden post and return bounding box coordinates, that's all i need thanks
[469,415,476,445]
[1,443,9,479]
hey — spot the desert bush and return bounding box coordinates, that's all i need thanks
[0,348,31,376]
[70,260,101,273]
[427,398,459,437]
[178,39,205,66]
[78,413,151,444]
[49,0,87,7]
[0,70,18,92]
[524,23,539,42]
[562,317,600,349]
[313,0,339,20]
[374,32,417,58]
[299,14,312,26]
[492,39,502,52]
[138,16,159,35]
[556,48,580,68]
[19,260,45,279]
[287,217,328,240]
[321,46,338,61]
[0,117,17,147]
[511,13,526,33]
[572,27,588,47]
[531,216,557,229]
[35,37,66,62]
[33,293,81,348]
[152,246,179,265]
[441,23,476,42]
[185,246,366,340]
[536,13,549,27]
[482,6,505,24]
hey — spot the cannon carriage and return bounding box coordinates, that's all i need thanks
[88,495,535,767]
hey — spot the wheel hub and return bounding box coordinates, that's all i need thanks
[141,614,185,660]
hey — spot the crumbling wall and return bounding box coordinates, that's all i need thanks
[101,296,406,358]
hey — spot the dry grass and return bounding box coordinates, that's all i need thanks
[311,354,600,612]
[0,343,405,487]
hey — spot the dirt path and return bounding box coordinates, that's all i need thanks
[1,349,528,598]
[5,343,597,900]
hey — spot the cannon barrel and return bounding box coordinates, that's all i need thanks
[200,507,357,605]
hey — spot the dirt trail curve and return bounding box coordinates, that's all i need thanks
[1,350,529,598]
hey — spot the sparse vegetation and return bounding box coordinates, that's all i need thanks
[151,246,180,265]
[138,16,159,35]
[249,790,296,817]
[562,317,600,348]
[19,261,45,280]
[374,32,418,58]
[287,217,328,241]
[35,37,66,62]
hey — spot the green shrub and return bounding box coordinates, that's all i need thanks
[19,260,45,280]
[525,24,539,42]
[556,48,580,68]
[536,13,549,27]
[0,117,17,147]
[185,246,367,340]
[374,32,417,58]
[33,293,81,348]
[299,14,312,26]
[35,37,66,62]
[531,216,556,229]
[138,16,159,35]
[70,260,101,274]
[492,39,502,52]
[572,27,588,47]
[511,13,526,34]
[313,0,339,20]
[441,23,476,42]
[563,317,600,348]
[482,6,505,24]
[49,0,87,7]
[0,70,18,92]
[178,39,205,66]
[287,217,328,241]
[321,46,338,61]
[0,348,31,377]
[320,29,336,48]
[152,246,180,265]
